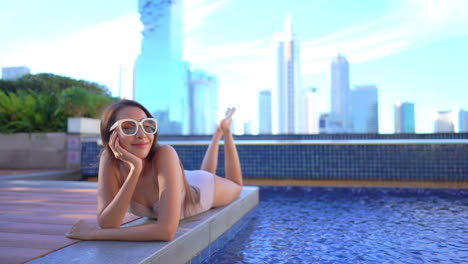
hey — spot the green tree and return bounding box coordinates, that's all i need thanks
[59,86,93,117]
[0,73,112,96]
[0,90,66,132]
[0,73,117,133]
[59,86,117,118]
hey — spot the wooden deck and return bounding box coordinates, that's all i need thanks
[0,183,139,264]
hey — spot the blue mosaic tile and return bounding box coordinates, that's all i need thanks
[81,141,102,177]
[194,208,257,264]
[81,138,468,182]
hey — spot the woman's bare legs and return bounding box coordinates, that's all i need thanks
[201,108,243,207]
[219,108,243,186]
[200,125,223,174]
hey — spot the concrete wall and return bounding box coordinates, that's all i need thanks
[0,133,67,169]
[67,117,100,134]
[0,118,101,170]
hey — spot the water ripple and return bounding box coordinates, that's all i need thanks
[207,187,468,264]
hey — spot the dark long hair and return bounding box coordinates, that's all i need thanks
[100,99,200,214]
[100,100,157,161]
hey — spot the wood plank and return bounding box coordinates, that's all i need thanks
[0,222,71,236]
[0,202,97,210]
[0,246,49,264]
[0,205,98,214]
[0,187,97,194]
[0,213,96,225]
[0,232,78,249]
[0,193,97,202]
[0,185,141,264]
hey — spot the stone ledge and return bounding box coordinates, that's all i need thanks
[27,186,259,264]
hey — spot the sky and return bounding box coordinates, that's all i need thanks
[1,0,467,134]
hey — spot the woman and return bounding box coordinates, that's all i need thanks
[66,99,243,241]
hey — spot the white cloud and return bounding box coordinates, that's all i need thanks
[186,37,271,64]
[1,13,142,94]
[184,0,229,34]
[189,0,468,79]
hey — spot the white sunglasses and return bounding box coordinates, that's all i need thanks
[109,118,158,136]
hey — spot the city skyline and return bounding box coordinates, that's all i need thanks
[1,0,467,134]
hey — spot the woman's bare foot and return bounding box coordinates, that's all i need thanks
[218,107,236,134]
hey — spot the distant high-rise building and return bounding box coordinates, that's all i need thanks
[433,107,467,133]
[464,111,468,132]
[153,110,182,135]
[2,66,30,80]
[319,113,330,134]
[188,69,218,135]
[274,15,300,134]
[394,102,415,133]
[259,90,272,134]
[118,61,135,100]
[243,120,253,135]
[302,87,319,134]
[135,0,187,134]
[330,54,352,133]
[351,85,379,133]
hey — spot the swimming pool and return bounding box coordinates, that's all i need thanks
[206,186,468,263]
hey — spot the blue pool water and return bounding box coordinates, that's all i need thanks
[207,186,468,264]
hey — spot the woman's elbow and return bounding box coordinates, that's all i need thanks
[97,216,120,229]
[232,185,242,201]
[161,232,176,241]
[158,225,178,241]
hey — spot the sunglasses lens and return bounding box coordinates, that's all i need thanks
[142,119,157,134]
[121,120,137,135]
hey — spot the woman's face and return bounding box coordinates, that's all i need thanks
[113,106,154,159]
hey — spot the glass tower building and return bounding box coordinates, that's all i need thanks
[433,107,467,133]
[259,90,272,134]
[351,85,379,133]
[330,54,352,133]
[188,69,219,135]
[274,16,300,134]
[394,102,415,133]
[302,87,319,134]
[135,0,187,134]
[1,66,30,80]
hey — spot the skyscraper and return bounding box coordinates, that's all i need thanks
[319,113,330,134]
[433,107,467,133]
[243,121,253,135]
[302,88,319,134]
[394,102,415,133]
[135,0,187,134]
[259,90,272,134]
[464,111,468,132]
[188,68,218,135]
[330,54,352,133]
[274,15,300,134]
[1,66,30,80]
[351,85,379,133]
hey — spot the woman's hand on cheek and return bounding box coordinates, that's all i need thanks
[109,131,121,159]
[112,132,143,171]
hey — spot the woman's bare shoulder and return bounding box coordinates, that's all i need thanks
[99,150,119,176]
[153,145,179,165]
[99,149,112,166]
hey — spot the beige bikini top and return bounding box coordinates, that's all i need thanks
[122,164,188,219]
